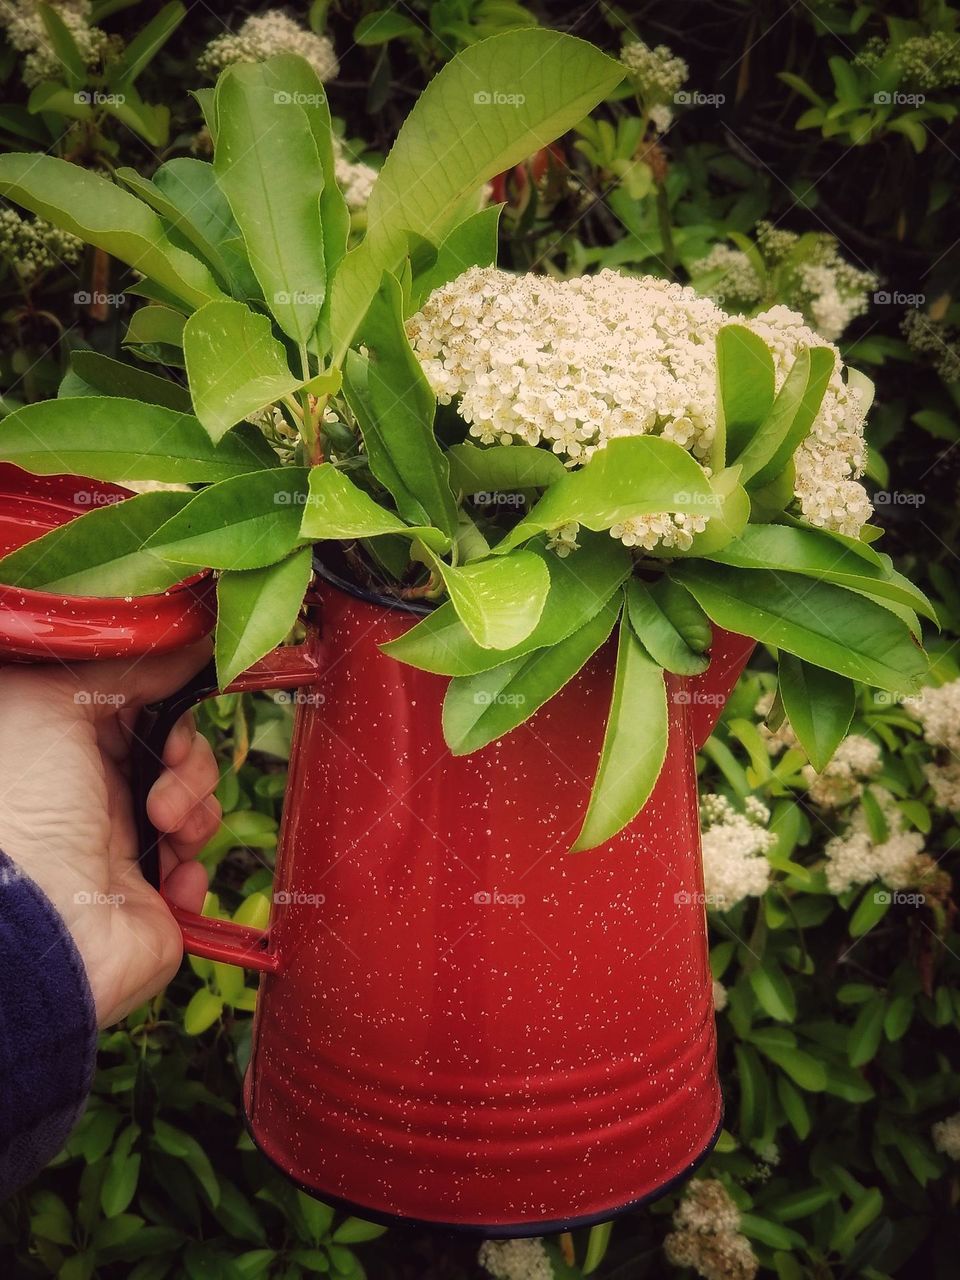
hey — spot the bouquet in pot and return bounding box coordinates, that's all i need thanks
[0,32,934,851]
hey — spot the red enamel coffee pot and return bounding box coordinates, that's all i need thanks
[1,466,754,1236]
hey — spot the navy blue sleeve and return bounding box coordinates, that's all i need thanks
[0,848,97,1200]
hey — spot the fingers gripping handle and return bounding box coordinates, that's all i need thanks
[132,643,324,973]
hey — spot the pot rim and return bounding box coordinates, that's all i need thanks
[312,546,433,618]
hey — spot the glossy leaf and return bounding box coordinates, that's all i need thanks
[626,578,710,675]
[299,463,450,551]
[433,551,549,650]
[61,350,192,413]
[0,490,194,596]
[146,469,310,569]
[0,154,223,310]
[442,596,619,754]
[216,548,313,687]
[778,652,856,771]
[673,563,928,693]
[573,609,668,852]
[344,274,458,536]
[735,346,836,488]
[214,63,326,344]
[716,323,776,463]
[383,533,630,675]
[494,437,716,554]
[447,441,566,494]
[409,204,502,311]
[0,396,277,482]
[184,300,302,442]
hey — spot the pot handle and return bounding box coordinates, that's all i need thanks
[131,640,324,973]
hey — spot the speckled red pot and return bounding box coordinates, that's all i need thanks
[137,571,754,1235]
[0,465,215,662]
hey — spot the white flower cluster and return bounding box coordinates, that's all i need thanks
[333,136,377,212]
[664,1179,758,1280]
[0,0,118,87]
[823,788,927,894]
[712,979,728,1012]
[924,762,960,813]
[700,794,776,910]
[478,1238,552,1280]
[0,208,83,280]
[803,733,883,809]
[908,679,960,755]
[407,265,873,547]
[198,11,338,82]
[932,1112,960,1160]
[620,38,688,106]
[693,223,877,343]
[901,309,960,383]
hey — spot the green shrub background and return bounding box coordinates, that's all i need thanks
[0,2,958,1277]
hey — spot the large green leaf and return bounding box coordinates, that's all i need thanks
[299,463,450,551]
[343,274,458,536]
[572,608,669,852]
[145,469,310,569]
[0,397,277,482]
[215,547,313,687]
[441,596,620,754]
[672,563,928,693]
[716,324,776,464]
[0,491,193,596]
[183,300,303,442]
[329,30,623,356]
[446,441,566,494]
[214,64,326,344]
[494,436,716,553]
[777,652,856,771]
[60,350,192,413]
[711,524,938,622]
[625,578,710,675]
[0,154,223,310]
[433,551,549,650]
[383,533,630,674]
[734,346,836,488]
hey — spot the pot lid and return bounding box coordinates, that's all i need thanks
[0,464,215,664]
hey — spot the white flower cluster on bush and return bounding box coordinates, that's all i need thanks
[0,208,83,281]
[664,1178,758,1280]
[0,0,119,87]
[198,11,338,82]
[933,1112,960,1160]
[823,788,928,894]
[408,266,873,547]
[620,37,688,106]
[699,794,775,910]
[333,136,377,212]
[907,678,960,811]
[478,1237,552,1280]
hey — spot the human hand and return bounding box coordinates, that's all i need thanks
[0,645,221,1027]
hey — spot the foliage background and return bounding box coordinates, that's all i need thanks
[0,1,958,1277]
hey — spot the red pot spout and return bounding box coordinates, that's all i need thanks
[687,628,756,749]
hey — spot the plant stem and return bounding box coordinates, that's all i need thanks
[297,342,320,462]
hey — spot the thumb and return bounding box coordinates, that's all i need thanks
[89,637,215,715]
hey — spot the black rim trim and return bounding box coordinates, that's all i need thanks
[312,548,433,617]
[242,1104,723,1239]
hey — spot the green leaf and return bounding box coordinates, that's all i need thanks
[330,30,624,356]
[146,469,310,569]
[776,1076,810,1139]
[752,1038,827,1091]
[573,608,668,852]
[625,578,710,675]
[848,886,891,937]
[749,959,797,1022]
[645,466,751,560]
[831,1188,883,1253]
[38,2,86,88]
[216,548,313,688]
[345,274,458,536]
[214,63,326,343]
[733,346,836,487]
[409,204,503,311]
[673,563,928,693]
[494,437,716,554]
[331,1218,388,1243]
[0,396,277,482]
[383,533,630,675]
[182,987,224,1035]
[848,995,886,1066]
[0,154,223,310]
[712,524,938,623]
[716,324,776,463]
[433,551,549,650]
[184,300,303,442]
[446,441,567,494]
[883,994,913,1042]
[442,596,619,755]
[299,463,450,551]
[0,491,193,596]
[152,1120,220,1207]
[111,2,185,84]
[778,653,855,771]
[62,350,192,413]
[124,304,186,349]
[355,9,423,44]
[582,1221,614,1275]
[739,1216,805,1251]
